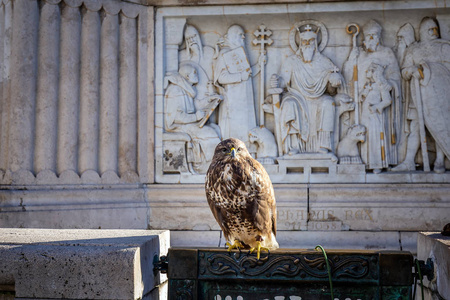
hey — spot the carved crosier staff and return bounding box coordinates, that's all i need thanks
[346,23,360,124]
[253,25,273,126]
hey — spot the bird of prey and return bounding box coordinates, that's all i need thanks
[205,138,279,259]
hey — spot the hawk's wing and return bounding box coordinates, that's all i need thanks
[241,157,277,237]
[205,162,232,240]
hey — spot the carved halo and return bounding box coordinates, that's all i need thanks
[289,20,328,53]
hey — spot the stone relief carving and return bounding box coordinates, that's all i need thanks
[213,25,259,145]
[342,20,402,172]
[359,62,394,173]
[248,126,278,164]
[274,22,346,159]
[337,124,366,164]
[161,17,449,178]
[393,17,450,173]
[163,65,221,174]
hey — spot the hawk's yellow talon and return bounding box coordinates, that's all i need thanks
[226,240,244,252]
[249,241,269,260]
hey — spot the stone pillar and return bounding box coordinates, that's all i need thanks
[119,14,138,177]
[79,9,100,174]
[34,2,60,174]
[57,4,81,175]
[99,13,119,175]
[0,0,12,172]
[8,0,39,173]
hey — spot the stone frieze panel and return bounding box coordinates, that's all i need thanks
[155,3,450,184]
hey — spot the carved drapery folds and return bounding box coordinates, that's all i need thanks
[0,0,148,184]
[158,12,450,182]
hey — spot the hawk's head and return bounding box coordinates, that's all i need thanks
[212,138,250,162]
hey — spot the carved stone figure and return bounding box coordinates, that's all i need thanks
[180,25,215,80]
[393,17,450,173]
[359,63,393,173]
[213,25,257,145]
[343,20,402,167]
[278,23,345,156]
[394,23,416,66]
[179,25,218,119]
[164,65,221,174]
[248,126,278,164]
[393,23,417,165]
[337,124,366,164]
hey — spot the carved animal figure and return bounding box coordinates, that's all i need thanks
[205,138,279,259]
[337,124,366,164]
[248,126,278,164]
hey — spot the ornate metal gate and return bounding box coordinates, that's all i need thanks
[156,248,416,300]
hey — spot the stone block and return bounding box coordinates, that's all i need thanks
[309,184,450,231]
[148,184,308,231]
[0,187,149,229]
[0,229,169,300]
[400,231,418,255]
[417,232,450,300]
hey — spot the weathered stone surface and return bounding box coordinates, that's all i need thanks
[417,232,450,300]
[309,184,450,231]
[0,187,149,229]
[0,229,169,299]
[148,184,308,231]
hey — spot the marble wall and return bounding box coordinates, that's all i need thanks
[0,0,152,185]
[0,0,449,252]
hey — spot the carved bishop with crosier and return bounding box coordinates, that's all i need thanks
[276,23,347,157]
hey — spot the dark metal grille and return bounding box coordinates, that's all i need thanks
[165,248,413,300]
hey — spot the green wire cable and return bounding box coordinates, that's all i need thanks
[415,259,424,300]
[315,245,334,300]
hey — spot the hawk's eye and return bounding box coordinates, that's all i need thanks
[237,147,242,152]
[221,148,227,153]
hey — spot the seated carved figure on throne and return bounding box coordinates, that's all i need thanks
[164,65,221,174]
[275,22,347,158]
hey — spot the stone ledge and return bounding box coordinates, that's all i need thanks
[170,230,418,255]
[417,232,450,300]
[0,229,169,300]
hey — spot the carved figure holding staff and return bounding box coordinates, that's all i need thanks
[343,20,401,167]
[214,25,265,146]
[394,17,450,173]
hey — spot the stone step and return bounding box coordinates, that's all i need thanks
[0,229,169,300]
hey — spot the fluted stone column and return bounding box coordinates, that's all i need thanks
[99,13,119,175]
[8,0,39,173]
[0,0,12,171]
[57,4,81,175]
[78,9,100,174]
[119,14,138,177]
[34,2,60,174]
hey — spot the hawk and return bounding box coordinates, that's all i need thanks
[205,138,279,259]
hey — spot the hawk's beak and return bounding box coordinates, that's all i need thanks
[230,147,236,158]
